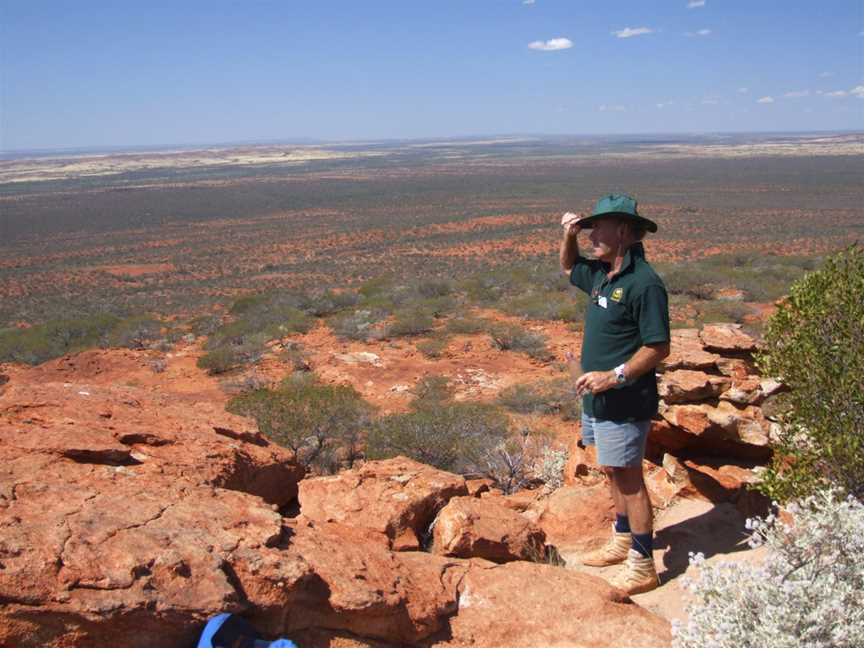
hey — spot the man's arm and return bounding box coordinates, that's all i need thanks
[574,342,670,395]
[560,221,582,274]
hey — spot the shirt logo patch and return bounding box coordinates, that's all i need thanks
[611,287,624,302]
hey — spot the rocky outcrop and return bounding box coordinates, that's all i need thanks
[431,496,546,562]
[653,325,774,461]
[0,350,672,646]
[297,457,468,551]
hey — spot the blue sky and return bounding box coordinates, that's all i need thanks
[2,1,862,151]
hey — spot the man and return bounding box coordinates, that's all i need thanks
[559,193,670,596]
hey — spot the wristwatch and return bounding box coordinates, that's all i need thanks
[614,364,627,384]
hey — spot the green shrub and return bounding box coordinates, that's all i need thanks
[497,378,580,420]
[500,291,585,322]
[189,314,222,337]
[417,279,453,298]
[367,401,510,474]
[0,314,120,365]
[329,309,386,341]
[303,289,359,317]
[489,323,553,361]
[416,335,449,359]
[696,300,751,325]
[197,347,241,375]
[102,316,163,349]
[227,374,376,473]
[756,246,864,501]
[387,307,435,337]
[445,316,490,335]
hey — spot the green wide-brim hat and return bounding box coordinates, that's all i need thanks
[578,193,658,233]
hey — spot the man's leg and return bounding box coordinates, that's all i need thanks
[610,466,652,554]
[608,465,659,595]
[581,465,631,567]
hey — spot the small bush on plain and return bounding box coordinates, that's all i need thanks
[367,400,510,475]
[227,373,376,474]
[489,323,553,361]
[497,378,580,419]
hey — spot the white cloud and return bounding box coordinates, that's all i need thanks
[522,0,536,5]
[757,96,774,104]
[687,0,706,7]
[737,87,749,94]
[599,104,627,112]
[612,27,654,38]
[783,90,810,98]
[819,71,834,78]
[687,28,712,36]
[656,101,674,108]
[528,38,572,51]
[825,90,848,97]
[701,98,719,105]
[850,85,864,98]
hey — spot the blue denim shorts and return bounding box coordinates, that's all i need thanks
[580,413,651,468]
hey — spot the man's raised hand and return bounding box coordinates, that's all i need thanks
[561,212,582,237]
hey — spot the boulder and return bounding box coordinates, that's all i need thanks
[298,457,468,550]
[437,561,671,648]
[699,323,758,354]
[658,369,730,404]
[522,485,614,552]
[431,496,546,562]
[270,520,469,643]
[659,329,720,372]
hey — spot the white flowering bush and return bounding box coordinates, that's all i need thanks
[673,489,864,648]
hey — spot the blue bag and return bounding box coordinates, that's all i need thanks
[196,613,298,648]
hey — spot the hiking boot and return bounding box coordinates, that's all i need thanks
[608,549,660,596]
[580,526,631,567]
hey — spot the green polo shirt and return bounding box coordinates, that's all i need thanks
[569,242,670,422]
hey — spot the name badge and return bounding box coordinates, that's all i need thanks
[598,296,608,309]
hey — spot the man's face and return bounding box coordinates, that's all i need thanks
[586,217,625,262]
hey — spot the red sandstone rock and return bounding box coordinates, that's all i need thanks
[699,323,758,354]
[720,376,764,405]
[0,380,304,507]
[431,496,546,562]
[659,329,721,372]
[715,356,756,379]
[437,561,671,648]
[271,520,468,643]
[522,484,614,552]
[465,478,494,497]
[297,457,468,551]
[659,402,772,460]
[658,369,730,404]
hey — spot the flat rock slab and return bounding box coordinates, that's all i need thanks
[699,324,758,354]
[658,370,730,405]
[660,329,721,372]
[435,561,671,648]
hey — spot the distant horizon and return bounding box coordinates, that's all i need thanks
[3,128,862,159]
